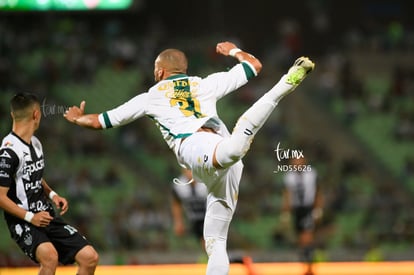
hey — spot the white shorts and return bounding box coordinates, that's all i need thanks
[178,131,243,211]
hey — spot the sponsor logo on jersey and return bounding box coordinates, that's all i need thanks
[3,141,13,147]
[24,232,33,246]
[23,151,31,162]
[166,90,193,98]
[0,151,11,158]
[0,159,10,169]
[158,79,199,91]
[23,159,44,176]
[0,171,9,178]
[30,200,49,212]
[25,179,42,191]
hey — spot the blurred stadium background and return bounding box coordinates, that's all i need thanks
[1,0,414,269]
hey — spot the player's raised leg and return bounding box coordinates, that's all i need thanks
[214,57,315,168]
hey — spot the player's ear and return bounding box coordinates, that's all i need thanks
[33,106,41,121]
[158,68,165,80]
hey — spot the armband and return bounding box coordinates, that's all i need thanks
[49,191,58,200]
[229,48,242,57]
[24,211,34,223]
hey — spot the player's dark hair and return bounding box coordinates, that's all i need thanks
[10,93,40,120]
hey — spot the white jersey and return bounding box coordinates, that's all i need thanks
[98,62,256,157]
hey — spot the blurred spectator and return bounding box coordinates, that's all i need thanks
[394,110,414,141]
[338,58,364,124]
[122,197,169,250]
[65,168,95,238]
[103,166,122,187]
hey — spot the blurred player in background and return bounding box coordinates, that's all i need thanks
[281,157,323,275]
[171,168,207,249]
[64,41,314,275]
[0,93,99,275]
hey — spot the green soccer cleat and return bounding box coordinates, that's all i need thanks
[285,56,315,86]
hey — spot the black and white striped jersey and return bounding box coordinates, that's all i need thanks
[0,132,53,223]
[284,169,318,208]
[172,176,207,222]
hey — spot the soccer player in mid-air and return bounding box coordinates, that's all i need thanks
[64,41,314,275]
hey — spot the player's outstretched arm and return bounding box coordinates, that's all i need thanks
[216,41,262,74]
[64,101,102,129]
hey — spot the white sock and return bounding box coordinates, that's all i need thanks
[205,238,229,275]
[265,74,296,104]
[204,203,232,275]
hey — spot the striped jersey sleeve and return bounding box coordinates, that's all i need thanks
[0,148,18,188]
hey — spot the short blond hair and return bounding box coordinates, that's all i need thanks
[157,49,188,74]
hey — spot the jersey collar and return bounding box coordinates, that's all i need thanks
[11,132,31,147]
[165,74,188,80]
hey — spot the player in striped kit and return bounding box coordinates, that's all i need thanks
[0,93,99,275]
[281,157,323,275]
[171,169,207,248]
[64,41,314,275]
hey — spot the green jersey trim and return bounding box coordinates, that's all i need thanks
[241,61,256,80]
[160,122,193,139]
[165,74,188,80]
[149,116,193,139]
[102,112,113,128]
